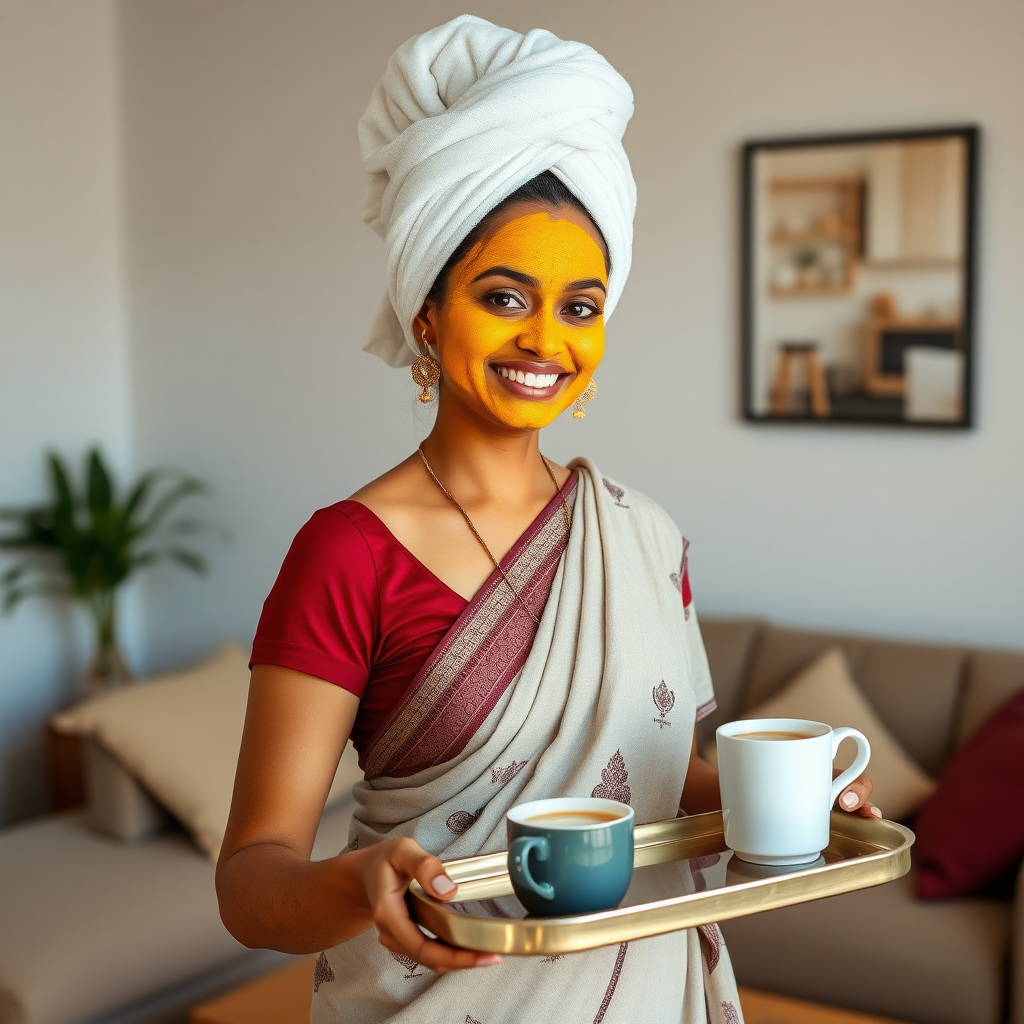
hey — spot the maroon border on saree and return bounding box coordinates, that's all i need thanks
[362,473,578,780]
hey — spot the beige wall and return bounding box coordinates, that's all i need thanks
[0,0,136,823]
[3,0,1023,822]
[121,0,1024,675]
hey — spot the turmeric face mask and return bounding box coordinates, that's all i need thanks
[429,207,608,431]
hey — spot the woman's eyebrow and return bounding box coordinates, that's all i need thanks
[567,278,606,293]
[471,266,539,287]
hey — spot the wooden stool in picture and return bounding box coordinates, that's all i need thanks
[771,342,831,419]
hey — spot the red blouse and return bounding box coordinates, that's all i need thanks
[250,501,467,758]
[251,472,693,761]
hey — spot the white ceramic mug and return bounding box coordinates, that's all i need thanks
[716,717,871,865]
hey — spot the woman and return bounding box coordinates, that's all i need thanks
[216,16,876,1024]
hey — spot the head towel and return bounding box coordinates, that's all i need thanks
[359,15,636,367]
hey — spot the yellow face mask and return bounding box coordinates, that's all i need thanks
[428,207,608,431]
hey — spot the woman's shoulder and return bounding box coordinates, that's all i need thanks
[575,459,684,549]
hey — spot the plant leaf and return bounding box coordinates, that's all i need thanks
[47,453,75,524]
[86,449,113,514]
[2,580,69,614]
[133,546,208,575]
[136,478,207,536]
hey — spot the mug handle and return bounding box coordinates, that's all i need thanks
[509,835,555,901]
[829,727,872,807]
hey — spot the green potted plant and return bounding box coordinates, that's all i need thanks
[0,448,221,689]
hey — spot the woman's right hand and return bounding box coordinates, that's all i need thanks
[354,836,502,974]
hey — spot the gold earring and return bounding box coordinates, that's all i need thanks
[573,378,597,418]
[410,329,440,403]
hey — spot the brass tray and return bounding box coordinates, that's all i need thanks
[408,810,913,955]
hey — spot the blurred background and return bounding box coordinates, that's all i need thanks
[3,5,1024,1024]
[3,0,1023,828]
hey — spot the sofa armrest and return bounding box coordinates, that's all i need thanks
[1013,858,1024,1024]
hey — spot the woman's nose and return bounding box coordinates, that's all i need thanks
[516,307,561,357]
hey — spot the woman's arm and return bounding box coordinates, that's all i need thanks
[681,737,722,815]
[215,664,499,971]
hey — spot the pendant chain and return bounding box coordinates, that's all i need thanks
[416,443,572,626]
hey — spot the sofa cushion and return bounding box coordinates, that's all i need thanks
[957,650,1024,747]
[52,644,363,858]
[0,804,353,1024]
[84,737,171,842]
[739,647,936,819]
[694,618,763,747]
[741,627,968,776]
[721,866,1012,1024]
[915,688,1024,899]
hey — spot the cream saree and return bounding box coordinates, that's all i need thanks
[312,460,742,1024]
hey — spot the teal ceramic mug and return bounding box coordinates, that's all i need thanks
[506,797,635,916]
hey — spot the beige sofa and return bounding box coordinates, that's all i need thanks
[697,619,1024,1024]
[1,619,1020,1024]
[0,784,353,1024]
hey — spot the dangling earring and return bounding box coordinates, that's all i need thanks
[410,329,441,403]
[573,378,597,418]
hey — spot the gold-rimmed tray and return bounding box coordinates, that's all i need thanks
[408,810,914,956]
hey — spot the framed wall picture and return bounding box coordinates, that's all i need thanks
[741,125,978,427]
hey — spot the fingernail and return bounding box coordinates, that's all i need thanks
[841,792,857,810]
[476,955,501,967]
[870,805,883,818]
[431,874,455,896]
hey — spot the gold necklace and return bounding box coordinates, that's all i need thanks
[416,443,572,625]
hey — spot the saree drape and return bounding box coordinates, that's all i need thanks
[312,460,742,1024]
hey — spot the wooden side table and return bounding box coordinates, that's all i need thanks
[771,342,832,419]
[190,957,314,1024]
[740,987,908,1024]
[188,958,909,1024]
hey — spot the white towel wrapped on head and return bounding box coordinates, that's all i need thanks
[359,14,636,367]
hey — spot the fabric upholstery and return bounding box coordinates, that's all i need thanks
[915,688,1024,899]
[739,647,936,819]
[0,804,353,1024]
[741,627,968,775]
[958,650,1024,747]
[721,867,1012,1024]
[52,644,363,858]
[1014,858,1024,1024]
[85,737,170,841]
[694,618,763,748]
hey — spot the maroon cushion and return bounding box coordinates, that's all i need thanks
[915,687,1024,899]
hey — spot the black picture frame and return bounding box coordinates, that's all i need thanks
[740,125,979,429]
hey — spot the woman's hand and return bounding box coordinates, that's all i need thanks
[834,768,882,819]
[354,836,501,974]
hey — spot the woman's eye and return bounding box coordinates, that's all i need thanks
[485,290,527,311]
[564,302,600,319]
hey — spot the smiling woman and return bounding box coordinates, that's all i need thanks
[214,14,873,1024]
[421,203,608,431]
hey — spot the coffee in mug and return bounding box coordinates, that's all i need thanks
[716,717,871,866]
[732,730,814,741]
[524,810,622,826]
[506,797,634,916]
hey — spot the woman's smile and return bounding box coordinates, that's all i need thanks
[490,360,574,400]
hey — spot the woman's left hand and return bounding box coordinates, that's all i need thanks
[834,768,882,819]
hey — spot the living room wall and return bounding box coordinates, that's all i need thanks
[120,0,1024,677]
[2,0,1023,826]
[0,0,137,824]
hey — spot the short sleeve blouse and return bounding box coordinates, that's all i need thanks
[250,501,467,758]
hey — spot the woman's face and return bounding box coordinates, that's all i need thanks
[425,204,608,431]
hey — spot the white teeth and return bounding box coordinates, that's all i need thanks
[496,367,561,389]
